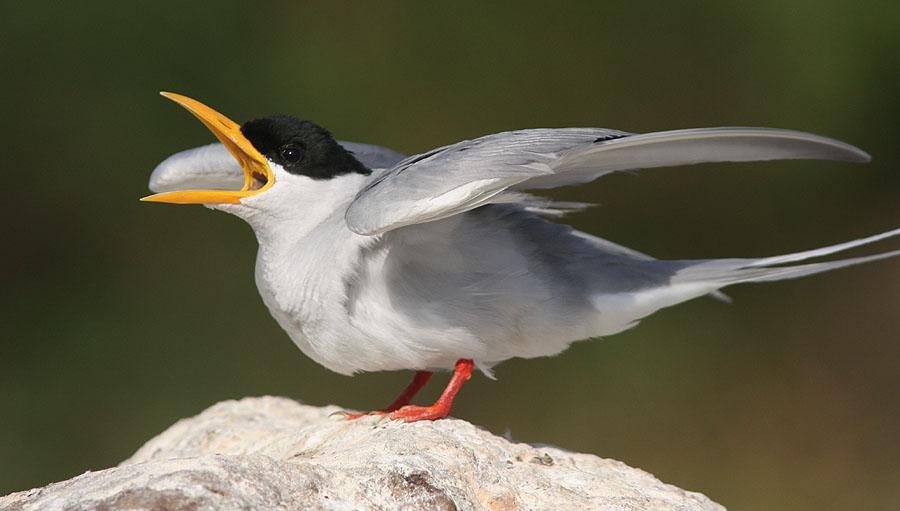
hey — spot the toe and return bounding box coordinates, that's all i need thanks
[388,405,449,422]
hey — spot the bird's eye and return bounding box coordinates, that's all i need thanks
[279,144,304,164]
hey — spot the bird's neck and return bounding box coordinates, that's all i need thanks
[244,173,377,320]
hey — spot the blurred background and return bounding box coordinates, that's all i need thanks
[1,2,898,509]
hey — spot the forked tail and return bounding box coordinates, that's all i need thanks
[591,226,900,337]
[674,227,900,290]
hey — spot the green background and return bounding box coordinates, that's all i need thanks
[2,2,898,510]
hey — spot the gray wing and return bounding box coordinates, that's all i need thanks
[345,127,869,235]
[150,141,406,194]
[337,141,406,170]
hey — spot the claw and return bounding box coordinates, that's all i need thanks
[343,410,387,421]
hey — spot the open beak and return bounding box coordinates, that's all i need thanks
[141,92,274,204]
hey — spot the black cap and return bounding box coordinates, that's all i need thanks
[241,115,370,179]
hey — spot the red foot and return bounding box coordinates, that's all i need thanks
[388,403,451,422]
[345,359,475,423]
[346,370,433,420]
[389,359,474,423]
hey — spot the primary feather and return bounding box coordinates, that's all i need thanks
[345,127,869,235]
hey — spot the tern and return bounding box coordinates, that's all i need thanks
[144,93,899,422]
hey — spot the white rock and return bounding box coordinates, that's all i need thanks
[0,396,725,510]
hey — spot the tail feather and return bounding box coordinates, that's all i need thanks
[585,227,898,339]
[675,227,900,289]
[748,227,900,267]
[730,248,900,284]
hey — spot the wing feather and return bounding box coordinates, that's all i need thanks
[337,140,406,170]
[346,127,868,235]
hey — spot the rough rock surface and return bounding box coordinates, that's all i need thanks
[0,396,725,510]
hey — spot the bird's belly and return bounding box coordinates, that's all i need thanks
[274,308,481,375]
[256,278,470,374]
[342,270,604,372]
[257,297,339,373]
[258,278,652,376]
[259,269,673,376]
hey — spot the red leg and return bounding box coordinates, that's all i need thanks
[346,370,433,420]
[388,359,474,422]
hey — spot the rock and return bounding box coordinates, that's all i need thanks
[0,396,725,510]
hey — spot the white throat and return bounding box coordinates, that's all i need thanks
[217,169,379,371]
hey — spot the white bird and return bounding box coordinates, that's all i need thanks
[144,92,900,422]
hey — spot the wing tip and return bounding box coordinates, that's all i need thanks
[822,137,871,163]
[846,147,872,164]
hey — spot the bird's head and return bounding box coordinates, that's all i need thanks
[143,92,370,223]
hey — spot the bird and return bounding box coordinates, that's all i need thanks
[144,92,900,422]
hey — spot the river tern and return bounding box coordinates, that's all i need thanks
[144,93,899,422]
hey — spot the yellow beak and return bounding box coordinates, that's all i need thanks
[141,92,274,204]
